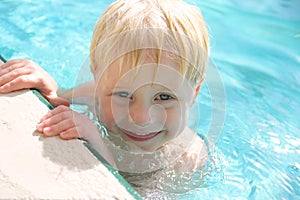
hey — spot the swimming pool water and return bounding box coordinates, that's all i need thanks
[1,0,299,199]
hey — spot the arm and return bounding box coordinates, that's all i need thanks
[58,81,95,99]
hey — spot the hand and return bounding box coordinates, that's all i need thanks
[36,105,98,140]
[0,59,69,107]
[36,105,116,166]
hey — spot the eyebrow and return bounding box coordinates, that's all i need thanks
[111,86,131,91]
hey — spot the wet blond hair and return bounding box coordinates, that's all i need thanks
[90,0,209,86]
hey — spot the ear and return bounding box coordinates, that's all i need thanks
[191,76,205,106]
[191,84,201,106]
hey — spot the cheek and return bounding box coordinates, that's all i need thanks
[165,105,188,134]
[98,98,115,127]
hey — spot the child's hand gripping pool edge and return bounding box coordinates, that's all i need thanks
[35,104,116,166]
[0,59,70,107]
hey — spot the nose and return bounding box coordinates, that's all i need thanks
[129,102,151,126]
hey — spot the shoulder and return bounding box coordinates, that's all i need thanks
[170,128,208,172]
[187,132,208,159]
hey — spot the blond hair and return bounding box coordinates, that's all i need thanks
[90,0,209,85]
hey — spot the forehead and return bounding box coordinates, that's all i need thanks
[96,52,195,98]
[99,52,181,86]
[111,50,180,74]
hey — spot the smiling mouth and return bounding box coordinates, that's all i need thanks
[121,129,163,142]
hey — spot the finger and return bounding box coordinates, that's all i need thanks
[60,127,80,140]
[39,105,70,122]
[0,64,32,87]
[41,117,77,137]
[0,60,26,76]
[0,75,36,93]
[48,96,70,107]
[37,106,76,134]
[38,109,73,130]
[0,59,21,70]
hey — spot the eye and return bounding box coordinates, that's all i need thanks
[114,91,132,99]
[155,93,174,101]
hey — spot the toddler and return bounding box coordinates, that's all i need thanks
[0,0,210,197]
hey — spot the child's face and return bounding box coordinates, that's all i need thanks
[95,54,199,152]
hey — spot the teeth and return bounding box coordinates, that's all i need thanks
[136,132,154,136]
[123,129,161,137]
[131,132,155,137]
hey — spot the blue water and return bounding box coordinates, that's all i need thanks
[1,0,300,199]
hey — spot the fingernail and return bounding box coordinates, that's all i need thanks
[43,127,50,133]
[60,131,67,138]
[0,86,6,92]
[36,123,43,132]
